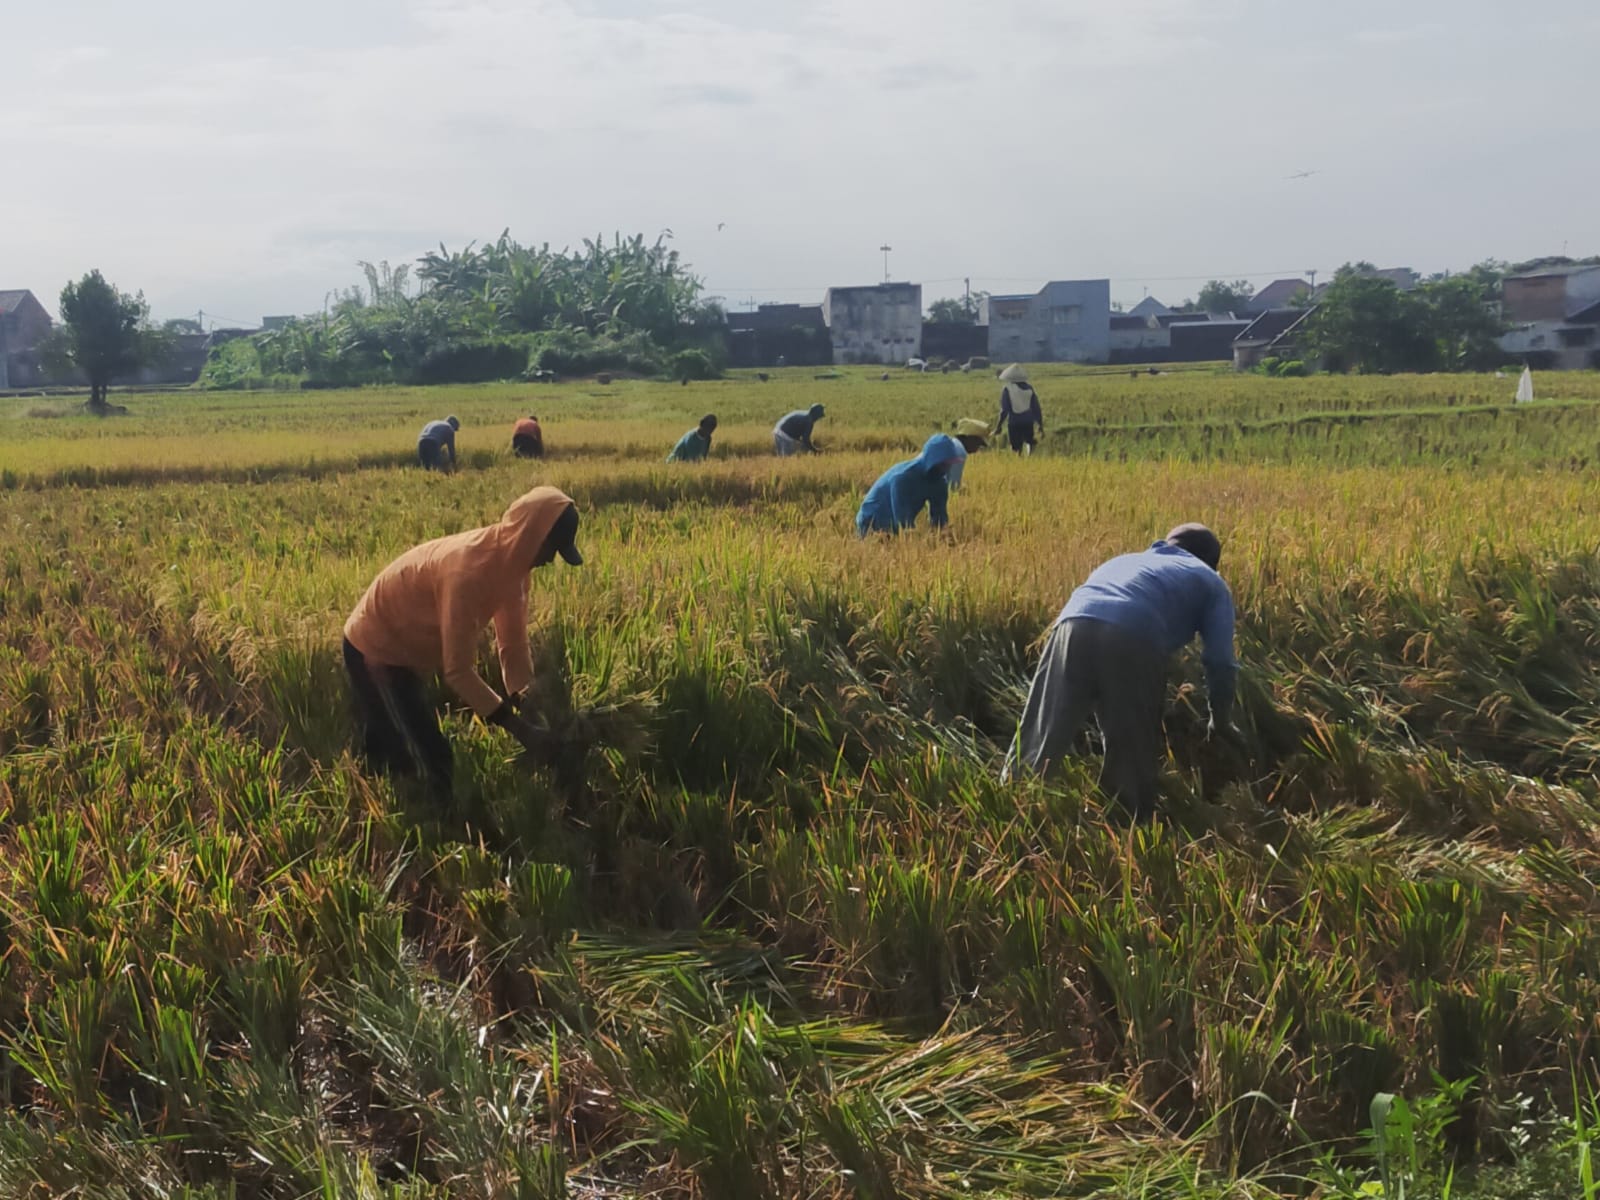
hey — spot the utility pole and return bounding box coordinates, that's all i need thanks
[197,309,204,331]
[880,244,892,283]
[1307,269,1317,290]
[964,276,971,317]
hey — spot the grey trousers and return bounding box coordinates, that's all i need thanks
[1004,617,1166,820]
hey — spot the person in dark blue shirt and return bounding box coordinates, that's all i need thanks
[856,434,965,535]
[993,364,1043,454]
[1003,523,1239,821]
[773,404,825,455]
[419,416,460,471]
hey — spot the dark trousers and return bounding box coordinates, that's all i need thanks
[343,638,453,791]
[1004,618,1166,821]
[1007,421,1037,453]
[512,434,544,459]
[418,439,444,470]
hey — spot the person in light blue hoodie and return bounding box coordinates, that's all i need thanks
[855,433,965,536]
[1003,523,1241,821]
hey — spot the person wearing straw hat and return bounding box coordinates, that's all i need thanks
[1002,523,1240,822]
[992,365,1043,454]
[947,417,990,490]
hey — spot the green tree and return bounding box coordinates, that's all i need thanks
[1416,275,1504,370]
[50,271,170,413]
[926,292,988,323]
[1194,279,1256,314]
[1303,266,1434,374]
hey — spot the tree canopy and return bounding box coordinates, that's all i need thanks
[1304,264,1503,374]
[1192,279,1256,315]
[926,292,988,324]
[50,271,170,413]
[219,232,721,389]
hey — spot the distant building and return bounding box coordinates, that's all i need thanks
[260,315,295,331]
[0,289,53,389]
[982,279,1112,364]
[1244,279,1313,315]
[822,283,922,365]
[921,320,987,363]
[1109,313,1167,358]
[1498,264,1600,369]
[1128,296,1170,319]
[1233,307,1317,370]
[1170,319,1250,363]
[727,303,831,367]
[1107,312,1250,364]
[1370,267,1420,291]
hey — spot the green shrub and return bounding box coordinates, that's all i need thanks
[414,337,531,385]
[669,349,720,381]
[198,340,301,391]
[527,326,664,377]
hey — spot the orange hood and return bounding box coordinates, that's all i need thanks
[344,486,576,717]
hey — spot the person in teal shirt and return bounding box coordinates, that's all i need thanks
[856,433,964,536]
[667,414,717,462]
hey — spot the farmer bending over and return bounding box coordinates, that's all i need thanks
[1003,523,1238,822]
[773,404,825,456]
[419,415,460,471]
[856,434,965,536]
[993,365,1043,454]
[342,485,583,801]
[667,414,718,462]
[512,415,544,459]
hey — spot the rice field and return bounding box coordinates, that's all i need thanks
[4,367,1600,1198]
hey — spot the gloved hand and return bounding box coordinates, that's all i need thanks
[488,701,555,763]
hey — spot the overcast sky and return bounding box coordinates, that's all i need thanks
[5,0,1597,324]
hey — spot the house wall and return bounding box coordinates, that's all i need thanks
[1504,268,1600,323]
[822,284,922,365]
[1499,320,1597,370]
[1504,277,1573,322]
[0,293,53,355]
[920,322,987,362]
[0,293,54,391]
[986,280,1111,364]
[1108,319,1169,355]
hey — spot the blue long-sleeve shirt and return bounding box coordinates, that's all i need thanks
[420,420,457,462]
[667,428,711,462]
[856,434,963,535]
[1058,542,1237,719]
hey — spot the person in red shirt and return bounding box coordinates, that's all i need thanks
[512,415,544,459]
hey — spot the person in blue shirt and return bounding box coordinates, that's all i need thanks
[856,433,965,536]
[419,415,460,471]
[773,404,825,456]
[667,414,717,462]
[1003,523,1240,821]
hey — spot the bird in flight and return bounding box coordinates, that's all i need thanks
[1285,169,1319,180]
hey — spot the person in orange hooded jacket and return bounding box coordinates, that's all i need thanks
[342,485,582,795]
